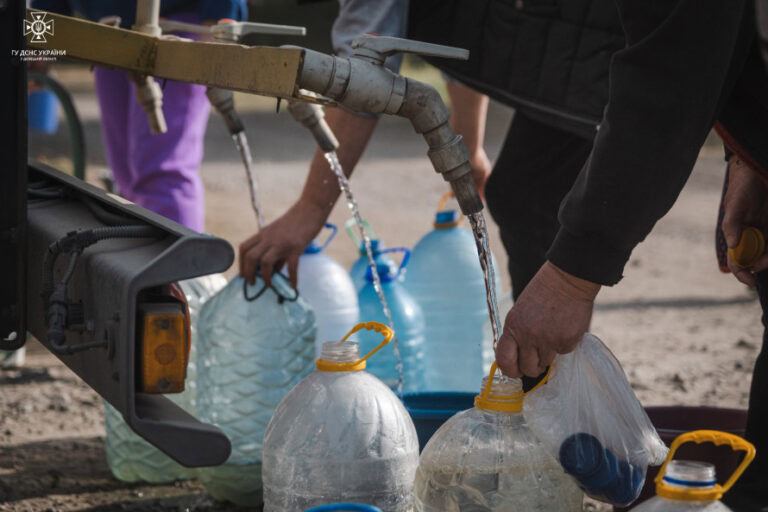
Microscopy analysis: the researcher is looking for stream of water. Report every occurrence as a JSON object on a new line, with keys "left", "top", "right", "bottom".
{"left": 468, "top": 212, "right": 502, "bottom": 348}
{"left": 324, "top": 151, "right": 405, "bottom": 395}
{"left": 232, "top": 131, "right": 265, "bottom": 229}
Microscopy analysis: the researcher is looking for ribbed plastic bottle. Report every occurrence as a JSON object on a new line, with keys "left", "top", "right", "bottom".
{"left": 414, "top": 362, "right": 583, "bottom": 511}
{"left": 262, "top": 322, "right": 419, "bottom": 512}
{"left": 103, "top": 274, "right": 226, "bottom": 483}
{"left": 403, "top": 193, "right": 501, "bottom": 391}
{"left": 196, "top": 274, "right": 316, "bottom": 507}
{"left": 297, "top": 223, "right": 360, "bottom": 357}
{"left": 632, "top": 430, "right": 755, "bottom": 512}
{"left": 357, "top": 248, "right": 425, "bottom": 392}
{"left": 345, "top": 218, "right": 398, "bottom": 292}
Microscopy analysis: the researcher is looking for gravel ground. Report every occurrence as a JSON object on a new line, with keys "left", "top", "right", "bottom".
{"left": 6, "top": 66, "right": 763, "bottom": 511}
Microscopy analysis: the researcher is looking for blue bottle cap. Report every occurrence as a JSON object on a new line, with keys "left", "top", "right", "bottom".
{"left": 559, "top": 433, "right": 608, "bottom": 479}
{"left": 304, "top": 240, "right": 324, "bottom": 254}
{"left": 435, "top": 210, "right": 459, "bottom": 225}
{"left": 365, "top": 263, "right": 395, "bottom": 283}
{"left": 603, "top": 460, "right": 644, "bottom": 505}
{"left": 359, "top": 238, "right": 381, "bottom": 256}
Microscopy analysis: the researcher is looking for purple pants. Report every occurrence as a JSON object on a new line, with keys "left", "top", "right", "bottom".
{"left": 93, "top": 68, "right": 210, "bottom": 232}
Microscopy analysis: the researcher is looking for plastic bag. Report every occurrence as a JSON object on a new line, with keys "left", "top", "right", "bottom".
{"left": 523, "top": 333, "right": 668, "bottom": 507}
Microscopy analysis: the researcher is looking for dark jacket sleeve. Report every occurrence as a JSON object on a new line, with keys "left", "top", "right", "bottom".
{"left": 546, "top": 0, "right": 752, "bottom": 285}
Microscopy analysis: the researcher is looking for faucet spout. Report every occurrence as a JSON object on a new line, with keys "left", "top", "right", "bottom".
{"left": 295, "top": 40, "right": 482, "bottom": 215}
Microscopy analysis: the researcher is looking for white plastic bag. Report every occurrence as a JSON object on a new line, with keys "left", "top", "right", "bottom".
{"left": 523, "top": 333, "right": 668, "bottom": 507}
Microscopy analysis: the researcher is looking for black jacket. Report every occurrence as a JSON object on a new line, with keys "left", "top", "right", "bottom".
{"left": 410, "top": 0, "right": 768, "bottom": 285}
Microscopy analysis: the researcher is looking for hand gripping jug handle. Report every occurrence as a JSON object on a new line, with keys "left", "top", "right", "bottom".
{"left": 345, "top": 218, "right": 374, "bottom": 249}
{"left": 474, "top": 361, "right": 551, "bottom": 413}
{"left": 655, "top": 430, "right": 755, "bottom": 502}
{"left": 728, "top": 226, "right": 765, "bottom": 267}
{"left": 316, "top": 321, "right": 394, "bottom": 372}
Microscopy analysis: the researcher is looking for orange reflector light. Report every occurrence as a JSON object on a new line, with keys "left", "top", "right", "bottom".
{"left": 138, "top": 302, "right": 189, "bottom": 394}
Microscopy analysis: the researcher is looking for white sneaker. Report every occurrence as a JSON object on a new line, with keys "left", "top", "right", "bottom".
{"left": 0, "top": 346, "right": 26, "bottom": 369}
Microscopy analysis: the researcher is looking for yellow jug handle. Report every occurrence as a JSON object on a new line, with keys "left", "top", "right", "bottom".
{"left": 728, "top": 227, "right": 765, "bottom": 268}
{"left": 474, "top": 361, "right": 551, "bottom": 412}
{"left": 435, "top": 191, "right": 463, "bottom": 228}
{"left": 316, "top": 321, "right": 394, "bottom": 372}
{"left": 655, "top": 430, "right": 755, "bottom": 501}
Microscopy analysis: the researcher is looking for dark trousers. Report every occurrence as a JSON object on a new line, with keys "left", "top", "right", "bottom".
{"left": 486, "top": 112, "right": 767, "bottom": 509}
{"left": 485, "top": 112, "right": 592, "bottom": 300}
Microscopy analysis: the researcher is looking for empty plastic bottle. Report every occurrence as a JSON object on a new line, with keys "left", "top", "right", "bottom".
{"left": 357, "top": 248, "right": 424, "bottom": 392}
{"left": 632, "top": 430, "right": 755, "bottom": 512}
{"left": 403, "top": 193, "right": 501, "bottom": 391}
{"left": 104, "top": 274, "right": 226, "bottom": 483}
{"left": 196, "top": 274, "right": 316, "bottom": 507}
{"left": 345, "top": 218, "right": 398, "bottom": 292}
{"left": 262, "top": 322, "right": 419, "bottom": 512}
{"left": 414, "top": 362, "right": 583, "bottom": 511}
{"left": 297, "top": 222, "right": 360, "bottom": 357}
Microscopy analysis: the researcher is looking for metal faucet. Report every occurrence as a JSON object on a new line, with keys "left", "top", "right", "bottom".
{"left": 132, "top": 0, "right": 166, "bottom": 134}
{"left": 291, "top": 35, "right": 482, "bottom": 215}
{"left": 287, "top": 93, "right": 339, "bottom": 153}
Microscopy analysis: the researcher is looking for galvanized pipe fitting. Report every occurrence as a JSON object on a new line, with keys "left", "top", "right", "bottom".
{"left": 287, "top": 99, "right": 339, "bottom": 153}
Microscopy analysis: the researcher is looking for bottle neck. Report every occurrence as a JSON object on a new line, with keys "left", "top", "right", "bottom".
{"left": 474, "top": 375, "right": 524, "bottom": 413}
{"left": 319, "top": 341, "right": 360, "bottom": 363}
{"left": 662, "top": 461, "right": 717, "bottom": 492}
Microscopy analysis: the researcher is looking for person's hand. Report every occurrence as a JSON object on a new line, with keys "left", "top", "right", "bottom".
{"left": 239, "top": 199, "right": 326, "bottom": 289}
{"left": 722, "top": 156, "right": 768, "bottom": 286}
{"left": 27, "top": 61, "right": 50, "bottom": 92}
{"left": 495, "top": 261, "right": 600, "bottom": 378}
{"left": 470, "top": 147, "right": 491, "bottom": 200}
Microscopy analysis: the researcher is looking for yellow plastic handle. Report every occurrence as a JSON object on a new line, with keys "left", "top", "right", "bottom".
{"left": 728, "top": 227, "right": 765, "bottom": 267}
{"left": 435, "top": 191, "right": 463, "bottom": 229}
{"left": 474, "top": 361, "right": 551, "bottom": 412}
{"left": 316, "top": 321, "right": 394, "bottom": 372}
{"left": 655, "top": 430, "right": 756, "bottom": 501}
{"left": 437, "top": 191, "right": 455, "bottom": 212}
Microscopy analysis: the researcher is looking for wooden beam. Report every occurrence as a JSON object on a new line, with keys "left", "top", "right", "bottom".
{"left": 26, "top": 9, "right": 303, "bottom": 99}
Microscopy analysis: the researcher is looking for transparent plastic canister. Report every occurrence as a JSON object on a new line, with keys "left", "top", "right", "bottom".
{"left": 298, "top": 223, "right": 360, "bottom": 358}
{"left": 103, "top": 274, "right": 226, "bottom": 483}
{"left": 632, "top": 430, "right": 755, "bottom": 512}
{"left": 262, "top": 322, "right": 419, "bottom": 512}
{"left": 414, "top": 362, "right": 583, "bottom": 511}
{"left": 345, "top": 218, "right": 399, "bottom": 292}
{"left": 403, "top": 193, "right": 501, "bottom": 391}
{"left": 357, "top": 248, "right": 424, "bottom": 392}
{"left": 196, "top": 274, "right": 316, "bottom": 507}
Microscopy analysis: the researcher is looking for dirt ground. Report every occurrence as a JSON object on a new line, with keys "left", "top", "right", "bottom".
{"left": 5, "top": 65, "right": 764, "bottom": 511}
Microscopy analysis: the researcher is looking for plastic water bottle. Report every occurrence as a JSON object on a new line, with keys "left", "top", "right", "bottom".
{"left": 196, "top": 274, "right": 316, "bottom": 507}
{"left": 262, "top": 322, "right": 419, "bottom": 512}
{"left": 345, "top": 218, "right": 398, "bottom": 292}
{"left": 631, "top": 430, "right": 755, "bottom": 512}
{"left": 414, "top": 362, "right": 583, "bottom": 511}
{"left": 357, "top": 248, "right": 424, "bottom": 392}
{"left": 297, "top": 223, "right": 360, "bottom": 357}
{"left": 104, "top": 274, "right": 226, "bottom": 483}
{"left": 404, "top": 194, "right": 501, "bottom": 391}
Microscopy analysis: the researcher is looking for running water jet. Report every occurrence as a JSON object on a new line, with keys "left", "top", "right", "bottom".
{"left": 324, "top": 150, "right": 405, "bottom": 395}
{"left": 468, "top": 212, "right": 502, "bottom": 347}
{"left": 232, "top": 131, "right": 265, "bottom": 229}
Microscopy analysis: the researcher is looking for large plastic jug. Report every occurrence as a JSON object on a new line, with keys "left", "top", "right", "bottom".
{"left": 262, "top": 322, "right": 419, "bottom": 512}
{"left": 403, "top": 192, "right": 501, "bottom": 391}
{"left": 103, "top": 274, "right": 226, "bottom": 483}
{"left": 357, "top": 248, "right": 425, "bottom": 392}
{"left": 414, "top": 362, "right": 583, "bottom": 511}
{"left": 632, "top": 431, "right": 755, "bottom": 512}
{"left": 345, "top": 218, "right": 399, "bottom": 292}
{"left": 196, "top": 274, "right": 316, "bottom": 507}
{"left": 298, "top": 222, "right": 360, "bottom": 358}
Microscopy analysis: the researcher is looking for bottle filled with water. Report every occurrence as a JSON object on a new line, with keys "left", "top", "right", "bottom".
{"left": 346, "top": 218, "right": 399, "bottom": 292}
{"left": 196, "top": 274, "right": 316, "bottom": 507}
{"left": 357, "top": 248, "right": 424, "bottom": 392}
{"left": 262, "top": 322, "right": 419, "bottom": 512}
{"left": 414, "top": 362, "right": 583, "bottom": 511}
{"left": 297, "top": 223, "right": 360, "bottom": 357}
{"left": 404, "top": 193, "right": 500, "bottom": 391}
